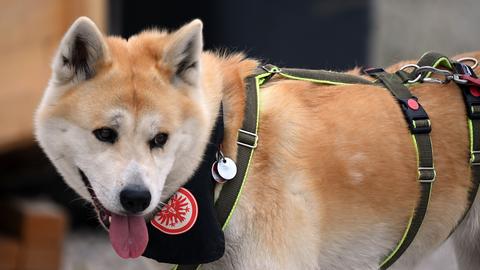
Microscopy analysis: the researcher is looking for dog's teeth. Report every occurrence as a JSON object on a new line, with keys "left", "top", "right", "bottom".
{"left": 108, "top": 216, "right": 111, "bottom": 223}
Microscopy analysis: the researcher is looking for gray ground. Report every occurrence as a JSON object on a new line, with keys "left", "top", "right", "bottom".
{"left": 62, "top": 230, "right": 457, "bottom": 270}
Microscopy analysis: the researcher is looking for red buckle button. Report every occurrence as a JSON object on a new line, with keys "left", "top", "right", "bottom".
{"left": 470, "top": 87, "right": 480, "bottom": 97}
{"left": 407, "top": 98, "right": 420, "bottom": 110}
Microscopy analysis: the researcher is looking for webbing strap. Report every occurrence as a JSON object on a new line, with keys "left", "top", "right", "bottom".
{"left": 468, "top": 119, "right": 480, "bottom": 204}
{"left": 451, "top": 61, "right": 480, "bottom": 231}
{"left": 276, "top": 66, "right": 373, "bottom": 85}
{"left": 365, "top": 70, "right": 435, "bottom": 270}
{"left": 215, "top": 72, "right": 267, "bottom": 227}
{"left": 176, "top": 71, "right": 269, "bottom": 270}
{"left": 176, "top": 66, "right": 371, "bottom": 269}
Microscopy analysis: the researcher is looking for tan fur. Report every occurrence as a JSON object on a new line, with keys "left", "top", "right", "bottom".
{"left": 36, "top": 17, "right": 480, "bottom": 269}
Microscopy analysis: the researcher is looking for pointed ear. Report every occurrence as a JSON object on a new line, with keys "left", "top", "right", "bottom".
{"left": 163, "top": 19, "right": 203, "bottom": 86}
{"left": 52, "top": 17, "right": 108, "bottom": 84}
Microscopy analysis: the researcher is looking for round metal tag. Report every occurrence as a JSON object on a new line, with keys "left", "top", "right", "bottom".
{"left": 211, "top": 161, "right": 226, "bottom": 183}
{"left": 216, "top": 157, "right": 237, "bottom": 180}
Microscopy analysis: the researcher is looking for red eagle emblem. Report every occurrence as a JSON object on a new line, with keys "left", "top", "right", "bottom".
{"left": 151, "top": 188, "right": 198, "bottom": 235}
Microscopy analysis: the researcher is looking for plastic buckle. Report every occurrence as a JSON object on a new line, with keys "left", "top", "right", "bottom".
{"left": 237, "top": 129, "right": 258, "bottom": 149}
{"left": 399, "top": 98, "right": 432, "bottom": 134}
{"left": 418, "top": 167, "right": 436, "bottom": 183}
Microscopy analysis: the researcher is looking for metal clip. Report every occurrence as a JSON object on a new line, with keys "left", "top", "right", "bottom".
{"left": 400, "top": 64, "right": 454, "bottom": 84}
{"left": 450, "top": 74, "right": 468, "bottom": 84}
{"left": 414, "top": 66, "right": 453, "bottom": 84}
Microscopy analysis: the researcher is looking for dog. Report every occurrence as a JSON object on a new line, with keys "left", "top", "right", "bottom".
{"left": 35, "top": 16, "right": 480, "bottom": 269}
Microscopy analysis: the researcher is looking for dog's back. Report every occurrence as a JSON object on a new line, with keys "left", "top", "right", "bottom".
{"left": 214, "top": 52, "right": 480, "bottom": 269}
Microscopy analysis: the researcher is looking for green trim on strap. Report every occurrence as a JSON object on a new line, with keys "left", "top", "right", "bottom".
{"left": 431, "top": 57, "right": 453, "bottom": 69}
{"left": 468, "top": 119, "right": 475, "bottom": 163}
{"left": 220, "top": 73, "right": 264, "bottom": 230}
{"left": 379, "top": 134, "right": 434, "bottom": 268}
{"left": 174, "top": 71, "right": 268, "bottom": 270}
{"left": 278, "top": 72, "right": 353, "bottom": 86}
{"left": 379, "top": 213, "right": 414, "bottom": 267}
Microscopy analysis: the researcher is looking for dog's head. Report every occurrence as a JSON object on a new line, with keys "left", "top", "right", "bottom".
{"left": 35, "top": 17, "right": 212, "bottom": 258}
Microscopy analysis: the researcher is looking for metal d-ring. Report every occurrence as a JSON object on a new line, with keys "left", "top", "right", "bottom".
{"left": 457, "top": 57, "right": 479, "bottom": 69}
{"left": 400, "top": 64, "right": 422, "bottom": 83}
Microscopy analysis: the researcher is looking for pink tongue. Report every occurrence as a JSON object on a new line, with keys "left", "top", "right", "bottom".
{"left": 109, "top": 213, "right": 149, "bottom": 259}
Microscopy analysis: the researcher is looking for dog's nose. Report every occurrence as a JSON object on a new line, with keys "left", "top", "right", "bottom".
{"left": 120, "top": 185, "right": 151, "bottom": 214}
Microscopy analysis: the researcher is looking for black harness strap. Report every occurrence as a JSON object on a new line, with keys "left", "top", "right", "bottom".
{"left": 365, "top": 69, "right": 435, "bottom": 270}
{"left": 273, "top": 66, "right": 374, "bottom": 85}
{"left": 176, "top": 69, "right": 267, "bottom": 270}
{"left": 452, "top": 61, "right": 480, "bottom": 228}
{"left": 398, "top": 51, "right": 480, "bottom": 235}
{"left": 175, "top": 54, "right": 480, "bottom": 270}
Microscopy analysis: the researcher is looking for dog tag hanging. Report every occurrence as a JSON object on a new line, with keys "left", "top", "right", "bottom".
{"left": 211, "top": 161, "right": 226, "bottom": 183}
{"left": 216, "top": 157, "right": 237, "bottom": 180}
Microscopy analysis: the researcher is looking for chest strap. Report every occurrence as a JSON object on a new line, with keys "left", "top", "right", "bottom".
{"left": 364, "top": 68, "right": 435, "bottom": 270}
{"left": 452, "top": 61, "right": 480, "bottom": 227}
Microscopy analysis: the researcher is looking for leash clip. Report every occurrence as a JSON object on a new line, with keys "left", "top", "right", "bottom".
{"left": 415, "top": 66, "right": 453, "bottom": 84}
{"left": 401, "top": 64, "right": 457, "bottom": 84}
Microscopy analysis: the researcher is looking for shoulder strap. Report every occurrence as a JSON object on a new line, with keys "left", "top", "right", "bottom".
{"left": 215, "top": 70, "right": 269, "bottom": 227}
{"left": 175, "top": 68, "right": 270, "bottom": 270}
{"left": 365, "top": 68, "right": 435, "bottom": 270}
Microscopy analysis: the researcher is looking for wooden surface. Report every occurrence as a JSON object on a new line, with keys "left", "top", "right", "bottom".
{"left": 0, "top": 234, "right": 20, "bottom": 270}
{"left": 0, "top": 0, "right": 106, "bottom": 153}
{"left": 0, "top": 199, "right": 67, "bottom": 270}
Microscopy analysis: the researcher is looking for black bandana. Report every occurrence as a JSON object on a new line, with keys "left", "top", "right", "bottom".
{"left": 142, "top": 107, "right": 225, "bottom": 264}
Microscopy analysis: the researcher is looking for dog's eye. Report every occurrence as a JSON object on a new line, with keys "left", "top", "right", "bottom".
{"left": 150, "top": 132, "right": 169, "bottom": 149}
{"left": 93, "top": 128, "right": 118, "bottom": 144}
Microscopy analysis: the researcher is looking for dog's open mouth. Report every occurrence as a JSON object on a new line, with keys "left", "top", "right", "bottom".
{"left": 78, "top": 169, "right": 149, "bottom": 259}
{"left": 79, "top": 169, "right": 112, "bottom": 229}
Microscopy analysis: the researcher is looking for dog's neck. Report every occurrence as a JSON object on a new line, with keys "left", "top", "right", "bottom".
{"left": 201, "top": 52, "right": 259, "bottom": 160}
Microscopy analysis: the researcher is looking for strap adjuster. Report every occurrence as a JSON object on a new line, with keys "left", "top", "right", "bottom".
{"left": 411, "top": 119, "right": 432, "bottom": 134}
{"left": 418, "top": 167, "right": 436, "bottom": 182}
{"left": 237, "top": 129, "right": 258, "bottom": 149}
{"left": 471, "top": 150, "right": 480, "bottom": 165}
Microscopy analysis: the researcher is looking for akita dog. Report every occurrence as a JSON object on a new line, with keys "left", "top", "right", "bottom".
{"left": 35, "top": 17, "right": 480, "bottom": 269}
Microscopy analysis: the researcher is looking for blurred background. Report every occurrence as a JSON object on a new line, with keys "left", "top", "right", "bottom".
{"left": 1, "top": 0, "right": 479, "bottom": 269}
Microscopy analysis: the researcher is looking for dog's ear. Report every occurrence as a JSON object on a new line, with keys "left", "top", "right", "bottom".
{"left": 52, "top": 17, "right": 108, "bottom": 85}
{"left": 163, "top": 19, "right": 203, "bottom": 86}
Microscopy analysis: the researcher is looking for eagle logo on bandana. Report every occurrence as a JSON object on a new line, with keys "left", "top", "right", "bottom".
{"left": 151, "top": 188, "right": 198, "bottom": 235}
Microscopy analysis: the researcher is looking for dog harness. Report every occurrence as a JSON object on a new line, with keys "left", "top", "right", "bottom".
{"left": 148, "top": 52, "right": 480, "bottom": 270}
